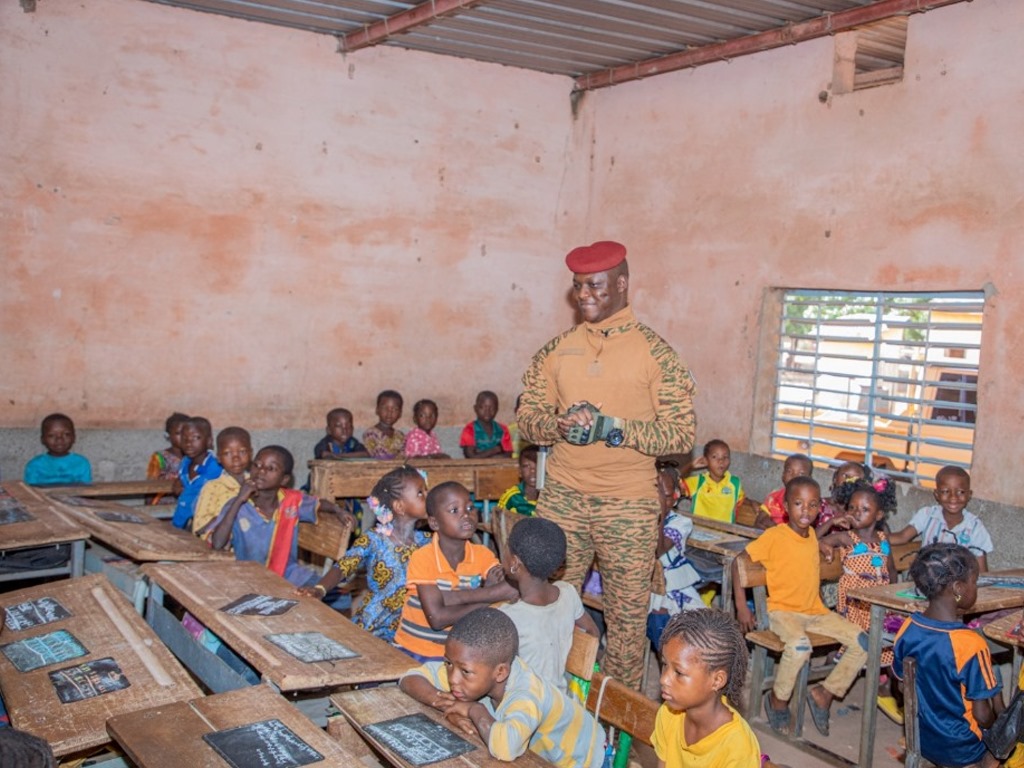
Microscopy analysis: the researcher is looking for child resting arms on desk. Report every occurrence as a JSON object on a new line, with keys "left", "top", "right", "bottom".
{"left": 205, "top": 445, "right": 354, "bottom": 598}
{"left": 400, "top": 607, "right": 605, "bottom": 768}
{"left": 393, "top": 481, "right": 518, "bottom": 661}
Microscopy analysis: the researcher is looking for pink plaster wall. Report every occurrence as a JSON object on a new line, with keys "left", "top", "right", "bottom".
{"left": 4, "top": 0, "right": 1022, "bottom": 504}
{"left": 0, "top": 0, "right": 589, "bottom": 433}
{"left": 582, "top": 0, "right": 1024, "bottom": 504}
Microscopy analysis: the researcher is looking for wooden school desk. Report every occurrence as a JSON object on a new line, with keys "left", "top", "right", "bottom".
{"left": 849, "top": 569, "right": 1024, "bottom": 768}
{"left": 42, "top": 478, "right": 176, "bottom": 498}
{"left": 0, "top": 481, "right": 88, "bottom": 583}
{"left": 331, "top": 686, "right": 556, "bottom": 768}
{"left": 0, "top": 573, "right": 201, "bottom": 758}
{"left": 309, "top": 458, "right": 519, "bottom": 501}
{"left": 50, "top": 494, "right": 232, "bottom": 612}
{"left": 107, "top": 683, "right": 362, "bottom": 767}
{"left": 142, "top": 560, "right": 413, "bottom": 693}
{"left": 983, "top": 604, "right": 1024, "bottom": 699}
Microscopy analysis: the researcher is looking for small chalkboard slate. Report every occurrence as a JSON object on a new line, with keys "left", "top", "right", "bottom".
{"left": 0, "top": 498, "right": 33, "bottom": 526}
{"left": 1, "top": 629, "right": 88, "bottom": 672}
{"left": 265, "top": 632, "right": 360, "bottom": 663}
{"left": 95, "top": 509, "right": 150, "bottom": 524}
{"left": 364, "top": 712, "right": 476, "bottom": 766}
{"left": 202, "top": 718, "right": 324, "bottom": 768}
{"left": 49, "top": 657, "right": 131, "bottom": 703}
{"left": 4, "top": 597, "right": 72, "bottom": 631}
{"left": 220, "top": 594, "right": 298, "bottom": 616}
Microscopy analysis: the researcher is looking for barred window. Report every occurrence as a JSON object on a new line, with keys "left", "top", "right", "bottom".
{"left": 771, "top": 290, "right": 983, "bottom": 487}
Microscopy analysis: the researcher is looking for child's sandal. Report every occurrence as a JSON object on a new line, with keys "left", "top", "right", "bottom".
{"left": 806, "top": 692, "right": 831, "bottom": 737}
{"left": 763, "top": 694, "right": 791, "bottom": 735}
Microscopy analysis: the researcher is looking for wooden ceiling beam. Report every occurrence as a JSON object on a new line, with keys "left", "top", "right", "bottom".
{"left": 574, "top": 0, "right": 970, "bottom": 91}
{"left": 340, "top": 0, "right": 492, "bottom": 52}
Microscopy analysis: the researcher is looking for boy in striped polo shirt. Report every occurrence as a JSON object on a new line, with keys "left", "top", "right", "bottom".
{"left": 400, "top": 608, "right": 605, "bottom": 768}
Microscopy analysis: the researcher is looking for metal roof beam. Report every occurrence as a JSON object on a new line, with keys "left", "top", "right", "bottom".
{"left": 341, "top": 0, "right": 492, "bottom": 51}
{"left": 574, "top": 0, "right": 970, "bottom": 91}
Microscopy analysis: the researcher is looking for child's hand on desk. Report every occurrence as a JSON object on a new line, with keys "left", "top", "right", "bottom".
{"left": 736, "top": 604, "right": 756, "bottom": 634}
{"left": 429, "top": 690, "right": 456, "bottom": 710}
{"left": 319, "top": 500, "right": 357, "bottom": 529}
{"left": 441, "top": 701, "right": 480, "bottom": 738}
{"left": 294, "top": 585, "right": 325, "bottom": 599}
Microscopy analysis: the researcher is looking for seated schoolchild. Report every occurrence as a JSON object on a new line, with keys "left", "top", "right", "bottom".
{"left": 23, "top": 413, "right": 92, "bottom": 486}
{"left": 146, "top": 411, "right": 188, "bottom": 504}
{"left": 754, "top": 453, "right": 812, "bottom": 529}
{"left": 732, "top": 476, "right": 868, "bottom": 737}
{"left": 498, "top": 517, "right": 599, "bottom": 691}
{"left": 192, "top": 427, "right": 252, "bottom": 540}
{"left": 817, "top": 460, "right": 868, "bottom": 534}
{"left": 400, "top": 608, "right": 605, "bottom": 768}
{"left": 496, "top": 445, "right": 540, "bottom": 516}
{"left": 403, "top": 399, "right": 449, "bottom": 459}
{"left": 893, "top": 543, "right": 1003, "bottom": 768}
{"left": 682, "top": 439, "right": 744, "bottom": 524}
{"left": 393, "top": 481, "right": 518, "bottom": 661}
{"left": 171, "top": 416, "right": 222, "bottom": 530}
{"left": 650, "top": 462, "right": 704, "bottom": 624}
{"left": 296, "top": 466, "right": 430, "bottom": 639}
{"left": 460, "top": 391, "right": 512, "bottom": 459}
{"left": 888, "top": 465, "right": 993, "bottom": 571}
{"left": 207, "top": 445, "right": 354, "bottom": 594}
{"left": 315, "top": 407, "right": 369, "bottom": 459}
{"left": 362, "top": 390, "right": 406, "bottom": 459}
{"left": 654, "top": 609, "right": 761, "bottom": 768}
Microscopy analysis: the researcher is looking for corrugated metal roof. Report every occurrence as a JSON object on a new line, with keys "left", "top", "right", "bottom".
{"left": 139, "top": 0, "right": 965, "bottom": 89}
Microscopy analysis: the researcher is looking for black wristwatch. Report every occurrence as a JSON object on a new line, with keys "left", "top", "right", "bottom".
{"left": 605, "top": 429, "right": 625, "bottom": 447}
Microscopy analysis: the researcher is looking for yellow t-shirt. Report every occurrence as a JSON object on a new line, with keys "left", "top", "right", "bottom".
{"left": 744, "top": 523, "right": 827, "bottom": 615}
{"left": 652, "top": 699, "right": 761, "bottom": 768}
{"left": 192, "top": 473, "right": 243, "bottom": 539}
{"left": 684, "top": 471, "right": 744, "bottom": 524}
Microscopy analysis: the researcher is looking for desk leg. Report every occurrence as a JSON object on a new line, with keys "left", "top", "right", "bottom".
{"left": 70, "top": 539, "right": 86, "bottom": 578}
{"left": 858, "top": 603, "right": 884, "bottom": 768}
{"left": 720, "top": 554, "right": 734, "bottom": 615}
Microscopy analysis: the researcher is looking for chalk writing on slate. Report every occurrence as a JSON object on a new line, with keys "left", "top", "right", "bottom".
{"left": 4, "top": 597, "right": 72, "bottom": 631}
{"left": 1, "top": 629, "right": 88, "bottom": 673}
{"left": 202, "top": 718, "right": 324, "bottom": 768}
{"left": 0, "top": 497, "right": 33, "bottom": 526}
{"left": 220, "top": 594, "right": 298, "bottom": 616}
{"left": 94, "top": 509, "right": 150, "bottom": 524}
{"left": 265, "top": 632, "right": 360, "bottom": 663}
{"left": 49, "top": 657, "right": 131, "bottom": 703}
{"left": 364, "top": 712, "right": 477, "bottom": 766}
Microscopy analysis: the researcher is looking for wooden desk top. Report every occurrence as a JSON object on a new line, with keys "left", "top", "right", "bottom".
{"left": 51, "top": 496, "right": 233, "bottom": 563}
{"left": 42, "top": 479, "right": 175, "bottom": 498}
{"left": 331, "top": 686, "right": 555, "bottom": 767}
{"left": 0, "top": 573, "right": 201, "bottom": 757}
{"left": 677, "top": 510, "right": 761, "bottom": 540}
{"left": 141, "top": 560, "right": 413, "bottom": 691}
{"left": 0, "top": 481, "right": 88, "bottom": 551}
{"left": 983, "top": 609, "right": 1024, "bottom": 648}
{"left": 309, "top": 458, "right": 518, "bottom": 500}
{"left": 107, "top": 684, "right": 360, "bottom": 767}
{"left": 848, "top": 571, "right": 1024, "bottom": 615}
{"left": 686, "top": 526, "right": 749, "bottom": 557}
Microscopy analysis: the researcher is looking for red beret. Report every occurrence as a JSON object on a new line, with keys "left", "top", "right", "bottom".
{"left": 565, "top": 241, "right": 627, "bottom": 273}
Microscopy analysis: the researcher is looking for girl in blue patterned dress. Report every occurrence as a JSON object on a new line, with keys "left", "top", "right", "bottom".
{"left": 297, "top": 466, "right": 430, "bottom": 641}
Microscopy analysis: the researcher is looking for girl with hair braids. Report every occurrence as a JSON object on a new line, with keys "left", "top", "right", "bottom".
{"left": 654, "top": 608, "right": 761, "bottom": 768}
{"left": 296, "top": 466, "right": 429, "bottom": 641}
{"left": 894, "top": 543, "right": 1003, "bottom": 768}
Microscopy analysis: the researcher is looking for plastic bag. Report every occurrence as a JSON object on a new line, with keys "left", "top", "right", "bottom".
{"left": 983, "top": 688, "right": 1024, "bottom": 760}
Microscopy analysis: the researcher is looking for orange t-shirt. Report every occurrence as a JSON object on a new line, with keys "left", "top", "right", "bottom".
{"left": 744, "top": 524, "right": 827, "bottom": 615}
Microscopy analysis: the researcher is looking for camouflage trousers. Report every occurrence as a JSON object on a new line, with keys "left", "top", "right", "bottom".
{"left": 536, "top": 478, "right": 659, "bottom": 689}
